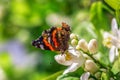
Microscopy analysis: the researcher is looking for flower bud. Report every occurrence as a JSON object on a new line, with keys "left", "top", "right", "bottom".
{"left": 95, "top": 72, "right": 101, "bottom": 79}
{"left": 70, "top": 33, "right": 78, "bottom": 39}
{"left": 80, "top": 72, "right": 90, "bottom": 80}
{"left": 85, "top": 60, "right": 99, "bottom": 73}
{"left": 71, "top": 39, "right": 78, "bottom": 46}
{"left": 78, "top": 39, "right": 88, "bottom": 52}
{"left": 88, "top": 39, "right": 98, "bottom": 54}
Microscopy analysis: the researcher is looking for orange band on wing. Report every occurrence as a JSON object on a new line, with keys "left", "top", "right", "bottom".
{"left": 52, "top": 29, "right": 59, "bottom": 48}
{"left": 52, "top": 27, "right": 62, "bottom": 48}
{"left": 57, "top": 27, "right": 61, "bottom": 30}
{"left": 43, "top": 39, "right": 54, "bottom": 51}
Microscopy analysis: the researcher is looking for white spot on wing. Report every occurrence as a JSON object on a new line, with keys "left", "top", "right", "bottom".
{"left": 40, "top": 45, "right": 44, "bottom": 50}
{"left": 48, "top": 37, "right": 51, "bottom": 43}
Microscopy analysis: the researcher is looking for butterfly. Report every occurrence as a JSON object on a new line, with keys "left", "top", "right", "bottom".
{"left": 32, "top": 22, "right": 71, "bottom": 54}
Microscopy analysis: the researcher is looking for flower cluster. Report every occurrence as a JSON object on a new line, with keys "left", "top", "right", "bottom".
{"left": 103, "top": 18, "right": 120, "bottom": 63}
{"left": 54, "top": 18, "right": 120, "bottom": 80}
{"left": 70, "top": 33, "right": 98, "bottom": 54}
{"left": 55, "top": 33, "right": 99, "bottom": 79}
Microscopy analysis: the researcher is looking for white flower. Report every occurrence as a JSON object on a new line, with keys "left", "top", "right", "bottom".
{"left": 103, "top": 18, "right": 120, "bottom": 63}
{"left": 54, "top": 48, "right": 85, "bottom": 74}
{"left": 80, "top": 72, "right": 90, "bottom": 80}
{"left": 103, "top": 32, "right": 112, "bottom": 48}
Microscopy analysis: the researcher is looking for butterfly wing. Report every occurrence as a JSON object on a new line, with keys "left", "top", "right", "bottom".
{"left": 32, "top": 23, "right": 71, "bottom": 54}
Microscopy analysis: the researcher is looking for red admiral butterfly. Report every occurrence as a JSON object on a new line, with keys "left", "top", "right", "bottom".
{"left": 32, "top": 22, "right": 71, "bottom": 54}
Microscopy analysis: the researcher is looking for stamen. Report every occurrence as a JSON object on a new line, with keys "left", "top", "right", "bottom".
{"left": 65, "top": 52, "right": 72, "bottom": 61}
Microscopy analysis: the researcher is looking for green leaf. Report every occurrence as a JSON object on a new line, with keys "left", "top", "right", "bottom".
{"left": 57, "top": 73, "right": 80, "bottom": 80}
{"left": 0, "top": 53, "right": 12, "bottom": 69}
{"left": 57, "top": 67, "right": 84, "bottom": 80}
{"left": 104, "top": 0, "right": 120, "bottom": 10}
{"left": 0, "top": 23, "right": 3, "bottom": 41}
{"left": 111, "top": 59, "right": 120, "bottom": 74}
{"left": 115, "top": 8, "right": 120, "bottom": 26}
{"left": 57, "top": 76, "right": 79, "bottom": 80}
{"left": 90, "top": 1, "right": 102, "bottom": 22}
{"left": 73, "top": 21, "right": 97, "bottom": 41}
{"left": 90, "top": 1, "right": 110, "bottom": 30}
{"left": 101, "top": 72, "right": 110, "bottom": 80}
{"left": 116, "top": 72, "right": 120, "bottom": 80}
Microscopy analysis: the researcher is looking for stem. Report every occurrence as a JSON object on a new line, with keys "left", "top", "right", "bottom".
{"left": 71, "top": 44, "right": 115, "bottom": 77}
{"left": 90, "top": 74, "right": 98, "bottom": 80}
{"left": 83, "top": 51, "right": 107, "bottom": 69}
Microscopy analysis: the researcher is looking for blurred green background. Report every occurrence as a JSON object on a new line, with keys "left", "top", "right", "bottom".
{"left": 0, "top": 0, "right": 116, "bottom": 80}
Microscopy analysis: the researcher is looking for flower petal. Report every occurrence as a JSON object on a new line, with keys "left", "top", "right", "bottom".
{"left": 103, "top": 32, "right": 112, "bottom": 39}
{"left": 69, "top": 50, "right": 86, "bottom": 64}
{"left": 54, "top": 54, "right": 73, "bottom": 66}
{"left": 111, "top": 37, "right": 120, "bottom": 48}
{"left": 115, "top": 48, "right": 119, "bottom": 57}
{"left": 111, "top": 18, "right": 119, "bottom": 37}
{"left": 80, "top": 72, "right": 90, "bottom": 80}
{"left": 63, "top": 63, "right": 81, "bottom": 74}
{"left": 118, "top": 30, "right": 120, "bottom": 39}
{"left": 103, "top": 32, "right": 113, "bottom": 48}
{"left": 109, "top": 46, "right": 116, "bottom": 63}
{"left": 63, "top": 52, "right": 85, "bottom": 74}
